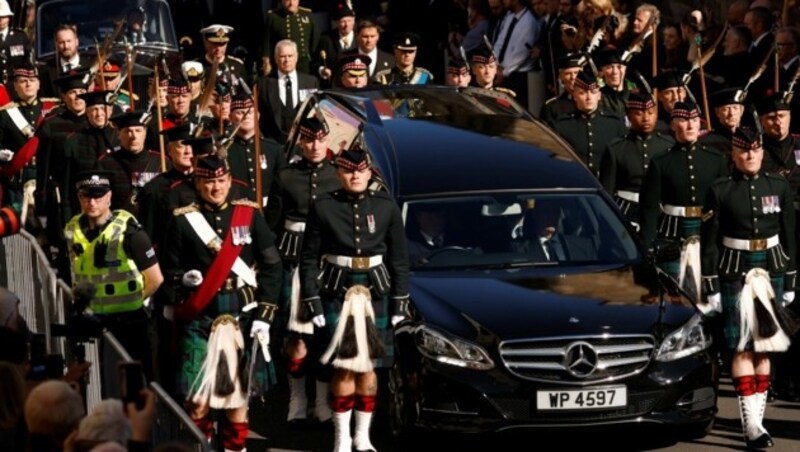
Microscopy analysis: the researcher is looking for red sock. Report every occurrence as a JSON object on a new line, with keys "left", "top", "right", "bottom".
{"left": 331, "top": 395, "right": 355, "bottom": 413}
{"left": 192, "top": 416, "right": 213, "bottom": 439}
{"left": 222, "top": 421, "right": 249, "bottom": 451}
{"left": 287, "top": 357, "right": 305, "bottom": 377}
{"left": 755, "top": 374, "right": 771, "bottom": 394}
{"left": 733, "top": 375, "right": 756, "bottom": 397}
{"left": 355, "top": 394, "right": 376, "bottom": 413}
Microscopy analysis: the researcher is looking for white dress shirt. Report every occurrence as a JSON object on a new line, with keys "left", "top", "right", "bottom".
{"left": 493, "top": 8, "right": 541, "bottom": 76}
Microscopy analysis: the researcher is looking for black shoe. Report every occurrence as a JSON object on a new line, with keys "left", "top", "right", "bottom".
{"left": 745, "top": 433, "right": 774, "bottom": 450}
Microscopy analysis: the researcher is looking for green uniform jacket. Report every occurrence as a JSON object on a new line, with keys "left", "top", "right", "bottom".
{"left": 138, "top": 168, "right": 192, "bottom": 249}
{"left": 35, "top": 109, "right": 87, "bottom": 216}
{"left": 762, "top": 134, "right": 800, "bottom": 202}
{"left": 599, "top": 130, "right": 674, "bottom": 195}
{"left": 61, "top": 125, "right": 120, "bottom": 223}
{"left": 539, "top": 92, "right": 575, "bottom": 127}
{"left": 97, "top": 148, "right": 165, "bottom": 219}
{"left": 227, "top": 134, "right": 287, "bottom": 209}
{"left": 553, "top": 109, "right": 627, "bottom": 177}
{"left": 263, "top": 7, "right": 319, "bottom": 74}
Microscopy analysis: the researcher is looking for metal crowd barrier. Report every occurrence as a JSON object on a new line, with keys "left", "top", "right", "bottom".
{"left": 1, "top": 230, "right": 209, "bottom": 451}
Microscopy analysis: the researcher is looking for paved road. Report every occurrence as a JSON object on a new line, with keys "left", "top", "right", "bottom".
{"left": 242, "top": 375, "right": 800, "bottom": 451}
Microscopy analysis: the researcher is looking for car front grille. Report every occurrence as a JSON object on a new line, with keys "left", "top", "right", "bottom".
{"left": 498, "top": 335, "right": 655, "bottom": 385}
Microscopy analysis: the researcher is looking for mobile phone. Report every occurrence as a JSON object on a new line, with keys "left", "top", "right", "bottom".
{"left": 118, "top": 361, "right": 146, "bottom": 409}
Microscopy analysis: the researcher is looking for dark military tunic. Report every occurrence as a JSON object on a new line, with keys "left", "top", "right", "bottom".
{"left": 599, "top": 82, "right": 633, "bottom": 119}
{"left": 199, "top": 54, "right": 247, "bottom": 83}
{"left": 0, "top": 28, "right": 32, "bottom": 83}
{"left": 35, "top": 109, "right": 87, "bottom": 214}
{"left": 263, "top": 6, "right": 320, "bottom": 75}
{"left": 539, "top": 92, "right": 575, "bottom": 127}
{"left": 138, "top": 168, "right": 191, "bottom": 249}
{"left": 553, "top": 109, "right": 627, "bottom": 177}
{"left": 701, "top": 128, "right": 734, "bottom": 157}
{"left": 0, "top": 98, "right": 59, "bottom": 152}
{"left": 762, "top": 134, "right": 800, "bottom": 203}
{"left": 639, "top": 141, "right": 730, "bottom": 247}
{"left": 374, "top": 66, "right": 434, "bottom": 85}
{"left": 227, "top": 134, "right": 287, "bottom": 210}
{"left": 61, "top": 125, "right": 120, "bottom": 222}
{"left": 97, "top": 148, "right": 164, "bottom": 218}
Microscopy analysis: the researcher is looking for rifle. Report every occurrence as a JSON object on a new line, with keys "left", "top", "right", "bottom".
{"left": 694, "top": 35, "right": 711, "bottom": 131}
{"left": 783, "top": 61, "right": 800, "bottom": 104}
{"left": 124, "top": 41, "right": 136, "bottom": 110}
{"left": 621, "top": 15, "right": 657, "bottom": 64}
{"left": 681, "top": 22, "right": 728, "bottom": 86}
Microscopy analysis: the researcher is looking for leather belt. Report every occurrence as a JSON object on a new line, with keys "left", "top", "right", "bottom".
{"left": 723, "top": 235, "right": 779, "bottom": 251}
{"left": 616, "top": 190, "right": 639, "bottom": 203}
{"left": 662, "top": 204, "right": 703, "bottom": 218}
{"left": 324, "top": 254, "right": 383, "bottom": 270}
{"left": 284, "top": 220, "right": 306, "bottom": 232}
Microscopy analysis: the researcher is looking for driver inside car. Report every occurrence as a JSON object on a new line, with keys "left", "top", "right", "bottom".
{"left": 407, "top": 207, "right": 449, "bottom": 264}
{"left": 515, "top": 200, "right": 597, "bottom": 262}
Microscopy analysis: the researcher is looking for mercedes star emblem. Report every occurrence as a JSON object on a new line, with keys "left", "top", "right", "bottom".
{"left": 564, "top": 341, "right": 599, "bottom": 378}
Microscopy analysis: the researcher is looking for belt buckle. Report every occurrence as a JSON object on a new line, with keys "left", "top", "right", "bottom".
{"left": 751, "top": 239, "right": 767, "bottom": 251}
{"left": 351, "top": 257, "right": 369, "bottom": 269}
{"left": 221, "top": 278, "right": 235, "bottom": 291}
{"left": 685, "top": 206, "right": 702, "bottom": 217}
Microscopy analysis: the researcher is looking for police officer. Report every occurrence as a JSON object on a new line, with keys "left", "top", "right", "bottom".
{"left": 336, "top": 53, "right": 371, "bottom": 89}
{"left": 640, "top": 101, "right": 729, "bottom": 301}
{"left": 64, "top": 169, "right": 164, "bottom": 376}
{"left": 700, "top": 127, "right": 796, "bottom": 450}
{"left": 97, "top": 111, "right": 163, "bottom": 218}
{"left": 444, "top": 58, "right": 471, "bottom": 87}
{"left": 552, "top": 70, "right": 627, "bottom": 177}
{"left": 374, "top": 32, "right": 433, "bottom": 86}
{"left": 263, "top": 0, "right": 320, "bottom": 76}
{"left": 539, "top": 53, "right": 583, "bottom": 127}
{"left": 198, "top": 24, "right": 247, "bottom": 82}
{"left": 162, "top": 152, "right": 282, "bottom": 451}
{"left": 300, "top": 148, "right": 409, "bottom": 452}
{"left": 599, "top": 91, "right": 673, "bottom": 226}
{"left": 275, "top": 116, "right": 340, "bottom": 425}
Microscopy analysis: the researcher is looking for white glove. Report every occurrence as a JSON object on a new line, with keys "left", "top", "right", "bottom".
{"left": 182, "top": 269, "right": 203, "bottom": 288}
{"left": 783, "top": 291, "right": 795, "bottom": 307}
{"left": 697, "top": 293, "right": 722, "bottom": 316}
{"left": 312, "top": 314, "right": 326, "bottom": 328}
{"left": 162, "top": 305, "right": 174, "bottom": 321}
{"left": 250, "top": 319, "right": 270, "bottom": 339}
{"left": 0, "top": 149, "right": 12, "bottom": 162}
{"left": 391, "top": 315, "right": 405, "bottom": 327}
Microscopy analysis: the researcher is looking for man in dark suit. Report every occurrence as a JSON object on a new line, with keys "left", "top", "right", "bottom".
{"left": 258, "top": 39, "right": 319, "bottom": 144}
{"left": 518, "top": 199, "right": 597, "bottom": 262}
{"left": 744, "top": 7, "right": 774, "bottom": 69}
{"left": 407, "top": 207, "right": 449, "bottom": 265}
{"left": 313, "top": 5, "right": 357, "bottom": 87}
{"left": 39, "top": 24, "right": 92, "bottom": 98}
{"left": 342, "top": 19, "right": 393, "bottom": 80}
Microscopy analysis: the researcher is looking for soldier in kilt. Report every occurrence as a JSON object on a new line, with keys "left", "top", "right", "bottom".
{"left": 300, "top": 149, "right": 409, "bottom": 452}
{"left": 701, "top": 127, "right": 797, "bottom": 450}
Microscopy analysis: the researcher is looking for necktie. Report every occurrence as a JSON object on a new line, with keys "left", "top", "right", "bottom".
{"left": 341, "top": 36, "right": 350, "bottom": 49}
{"left": 544, "top": 239, "right": 558, "bottom": 261}
{"left": 498, "top": 15, "right": 519, "bottom": 64}
{"left": 64, "top": 63, "right": 72, "bottom": 72}
{"left": 285, "top": 76, "right": 294, "bottom": 109}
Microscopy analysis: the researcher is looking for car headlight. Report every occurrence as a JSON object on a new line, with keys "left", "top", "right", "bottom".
{"left": 415, "top": 326, "right": 494, "bottom": 370}
{"left": 655, "top": 314, "right": 713, "bottom": 362}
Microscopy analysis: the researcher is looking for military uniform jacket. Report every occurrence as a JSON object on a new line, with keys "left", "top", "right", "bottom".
{"left": 61, "top": 126, "right": 120, "bottom": 222}
{"left": 263, "top": 7, "right": 320, "bottom": 74}
{"left": 97, "top": 148, "right": 165, "bottom": 218}
{"left": 700, "top": 128, "right": 734, "bottom": 157}
{"left": 639, "top": 141, "right": 729, "bottom": 247}
{"left": 701, "top": 171, "right": 796, "bottom": 291}
{"left": 276, "top": 158, "right": 339, "bottom": 225}
{"left": 762, "top": 134, "right": 800, "bottom": 202}
{"left": 0, "top": 99, "right": 58, "bottom": 152}
{"left": 553, "top": 109, "right": 627, "bottom": 176}
{"left": 0, "top": 29, "right": 32, "bottom": 82}
{"left": 374, "top": 66, "right": 434, "bottom": 85}
{"left": 599, "top": 130, "right": 674, "bottom": 196}
{"left": 164, "top": 196, "right": 282, "bottom": 304}
{"left": 35, "top": 109, "right": 87, "bottom": 216}
{"left": 200, "top": 54, "right": 247, "bottom": 83}
{"left": 227, "top": 134, "right": 286, "bottom": 206}
{"left": 138, "top": 169, "right": 191, "bottom": 249}
{"left": 539, "top": 92, "right": 575, "bottom": 127}
{"left": 300, "top": 188, "right": 410, "bottom": 301}
{"left": 599, "top": 83, "right": 632, "bottom": 119}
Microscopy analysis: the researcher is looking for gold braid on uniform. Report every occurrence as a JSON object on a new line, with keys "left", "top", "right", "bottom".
{"left": 173, "top": 203, "right": 199, "bottom": 216}
{"left": 231, "top": 199, "right": 260, "bottom": 208}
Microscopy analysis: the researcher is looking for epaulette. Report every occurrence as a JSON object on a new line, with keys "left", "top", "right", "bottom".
{"left": 232, "top": 198, "right": 260, "bottom": 208}
{"left": 494, "top": 87, "right": 516, "bottom": 97}
{"left": 299, "top": 6, "right": 312, "bottom": 12}
{"left": 174, "top": 203, "right": 199, "bottom": 216}
{"left": 0, "top": 102, "right": 19, "bottom": 111}
{"left": 374, "top": 68, "right": 391, "bottom": 78}
{"left": 418, "top": 67, "right": 433, "bottom": 76}
{"left": 228, "top": 55, "right": 244, "bottom": 64}
{"left": 765, "top": 172, "right": 790, "bottom": 182}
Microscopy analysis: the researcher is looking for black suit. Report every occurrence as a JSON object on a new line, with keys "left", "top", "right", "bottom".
{"left": 312, "top": 30, "right": 357, "bottom": 85}
{"left": 39, "top": 55, "right": 93, "bottom": 98}
{"left": 257, "top": 72, "right": 319, "bottom": 144}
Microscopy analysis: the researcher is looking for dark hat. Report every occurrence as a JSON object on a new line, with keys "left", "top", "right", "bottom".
{"left": 53, "top": 70, "right": 92, "bottom": 92}
{"left": 626, "top": 91, "right": 656, "bottom": 110}
{"left": 333, "top": 3, "right": 356, "bottom": 20}
{"left": 13, "top": 62, "right": 38, "bottom": 79}
{"left": 78, "top": 90, "right": 114, "bottom": 107}
{"left": 200, "top": 24, "right": 234, "bottom": 44}
{"left": 194, "top": 154, "right": 230, "bottom": 178}
{"left": 100, "top": 56, "right": 122, "bottom": 76}
{"left": 299, "top": 116, "right": 330, "bottom": 140}
{"left": 109, "top": 110, "right": 151, "bottom": 128}
{"left": 335, "top": 149, "right": 370, "bottom": 171}
{"left": 671, "top": 101, "right": 700, "bottom": 120}
{"left": 160, "top": 123, "right": 194, "bottom": 143}
{"left": 182, "top": 136, "right": 215, "bottom": 157}
{"left": 394, "top": 32, "right": 420, "bottom": 51}
{"left": 230, "top": 91, "right": 253, "bottom": 111}
{"left": 74, "top": 170, "right": 113, "bottom": 197}
{"left": 338, "top": 53, "right": 371, "bottom": 75}
{"left": 731, "top": 127, "right": 762, "bottom": 150}
{"left": 167, "top": 77, "right": 191, "bottom": 95}
{"left": 755, "top": 93, "right": 790, "bottom": 116}
{"left": 573, "top": 70, "right": 600, "bottom": 91}
{"left": 709, "top": 87, "right": 745, "bottom": 108}
{"left": 556, "top": 53, "right": 585, "bottom": 70}
{"left": 593, "top": 47, "right": 624, "bottom": 67}
{"left": 469, "top": 47, "right": 496, "bottom": 65}
{"left": 655, "top": 70, "right": 686, "bottom": 90}
{"left": 148, "top": 67, "right": 170, "bottom": 86}
{"left": 214, "top": 82, "right": 232, "bottom": 102}
{"left": 446, "top": 58, "right": 469, "bottom": 76}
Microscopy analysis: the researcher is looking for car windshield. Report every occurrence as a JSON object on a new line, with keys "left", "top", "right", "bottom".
{"left": 37, "top": 0, "right": 177, "bottom": 58}
{"left": 404, "top": 193, "right": 640, "bottom": 270}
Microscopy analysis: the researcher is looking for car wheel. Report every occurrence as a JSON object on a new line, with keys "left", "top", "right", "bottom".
{"left": 675, "top": 418, "right": 714, "bottom": 440}
{"left": 388, "top": 362, "right": 418, "bottom": 444}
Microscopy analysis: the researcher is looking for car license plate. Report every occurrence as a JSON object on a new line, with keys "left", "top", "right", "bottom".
{"left": 536, "top": 386, "right": 627, "bottom": 411}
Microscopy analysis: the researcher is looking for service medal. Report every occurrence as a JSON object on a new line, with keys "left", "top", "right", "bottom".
{"left": 367, "top": 214, "right": 376, "bottom": 234}
{"left": 794, "top": 149, "right": 800, "bottom": 165}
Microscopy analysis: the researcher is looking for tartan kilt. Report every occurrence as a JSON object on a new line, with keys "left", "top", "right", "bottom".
{"left": 177, "top": 292, "right": 277, "bottom": 399}
{"left": 720, "top": 250, "right": 785, "bottom": 350}
{"left": 319, "top": 272, "right": 393, "bottom": 369}
{"left": 657, "top": 217, "right": 701, "bottom": 282}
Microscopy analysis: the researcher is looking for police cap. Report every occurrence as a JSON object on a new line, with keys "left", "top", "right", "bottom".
{"left": 75, "top": 170, "right": 113, "bottom": 197}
